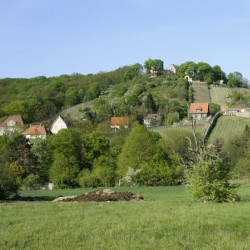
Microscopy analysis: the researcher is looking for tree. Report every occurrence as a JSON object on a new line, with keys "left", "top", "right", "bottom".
{"left": 123, "top": 63, "right": 143, "bottom": 81}
{"left": 177, "top": 61, "right": 197, "bottom": 79}
{"left": 208, "top": 103, "right": 221, "bottom": 116}
{"left": 48, "top": 129, "right": 83, "bottom": 188}
{"left": 3, "top": 100, "right": 30, "bottom": 121}
{"left": 185, "top": 147, "right": 239, "bottom": 202}
{"left": 117, "top": 125, "right": 157, "bottom": 176}
{"left": 49, "top": 153, "right": 80, "bottom": 188}
{"left": 227, "top": 72, "right": 247, "bottom": 88}
{"left": 196, "top": 62, "right": 212, "bottom": 82}
{"left": 144, "top": 59, "right": 164, "bottom": 75}
{"left": 82, "top": 131, "right": 110, "bottom": 169}
{"left": 144, "top": 93, "right": 157, "bottom": 113}
{"left": 0, "top": 162, "right": 24, "bottom": 199}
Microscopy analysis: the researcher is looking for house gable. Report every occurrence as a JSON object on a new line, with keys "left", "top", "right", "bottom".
{"left": 51, "top": 115, "right": 68, "bottom": 134}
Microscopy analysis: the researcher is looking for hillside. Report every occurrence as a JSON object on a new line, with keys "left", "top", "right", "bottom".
{"left": 208, "top": 116, "right": 250, "bottom": 144}
{"left": 192, "top": 82, "right": 210, "bottom": 103}
{"left": 210, "top": 86, "right": 250, "bottom": 109}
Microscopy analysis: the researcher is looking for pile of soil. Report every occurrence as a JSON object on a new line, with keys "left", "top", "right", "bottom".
{"left": 53, "top": 189, "right": 144, "bottom": 202}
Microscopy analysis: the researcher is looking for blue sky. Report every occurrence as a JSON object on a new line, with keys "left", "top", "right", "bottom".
{"left": 1, "top": 0, "right": 250, "bottom": 81}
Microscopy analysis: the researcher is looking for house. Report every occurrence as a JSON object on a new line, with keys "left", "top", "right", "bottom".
{"left": 0, "top": 115, "right": 24, "bottom": 136}
{"left": 224, "top": 108, "right": 241, "bottom": 116}
{"left": 22, "top": 124, "right": 50, "bottom": 140}
{"left": 224, "top": 108, "right": 250, "bottom": 118}
{"left": 189, "top": 103, "right": 209, "bottom": 119}
{"left": 51, "top": 115, "right": 68, "bottom": 134}
{"left": 168, "top": 64, "right": 177, "bottom": 74}
{"left": 143, "top": 114, "right": 161, "bottom": 127}
{"left": 111, "top": 117, "right": 129, "bottom": 129}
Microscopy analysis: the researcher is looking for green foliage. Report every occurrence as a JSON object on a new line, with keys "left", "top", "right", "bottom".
{"left": 48, "top": 129, "right": 83, "bottom": 188}
{"left": 137, "top": 149, "right": 184, "bottom": 186}
{"left": 92, "top": 155, "right": 117, "bottom": 187}
{"left": 49, "top": 153, "right": 80, "bottom": 188}
{"left": 3, "top": 100, "right": 30, "bottom": 120}
{"left": 83, "top": 131, "right": 110, "bottom": 169}
{"left": 227, "top": 72, "right": 248, "bottom": 88}
{"left": 208, "top": 102, "right": 221, "bottom": 116}
{"left": 23, "top": 174, "right": 41, "bottom": 190}
{"left": 117, "top": 125, "right": 157, "bottom": 176}
{"left": 144, "top": 93, "right": 157, "bottom": 113}
{"left": 165, "top": 112, "right": 179, "bottom": 125}
{"left": 227, "top": 90, "right": 250, "bottom": 107}
{"left": 0, "top": 162, "right": 24, "bottom": 199}
{"left": 186, "top": 148, "right": 239, "bottom": 202}
{"left": 144, "top": 59, "right": 164, "bottom": 74}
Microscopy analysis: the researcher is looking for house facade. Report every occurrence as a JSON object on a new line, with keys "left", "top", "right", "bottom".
{"left": 189, "top": 103, "right": 209, "bottom": 119}
{"left": 224, "top": 108, "right": 250, "bottom": 118}
{"left": 143, "top": 114, "right": 161, "bottom": 127}
{"left": 22, "top": 124, "right": 50, "bottom": 140}
{"left": 0, "top": 115, "right": 24, "bottom": 136}
{"left": 111, "top": 117, "right": 129, "bottom": 129}
{"left": 51, "top": 115, "right": 68, "bottom": 134}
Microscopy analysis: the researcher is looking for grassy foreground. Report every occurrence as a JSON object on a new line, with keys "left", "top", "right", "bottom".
{"left": 1, "top": 185, "right": 250, "bottom": 250}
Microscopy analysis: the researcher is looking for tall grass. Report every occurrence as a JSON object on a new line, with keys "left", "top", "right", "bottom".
{"left": 1, "top": 185, "right": 250, "bottom": 249}
{"left": 192, "top": 82, "right": 210, "bottom": 103}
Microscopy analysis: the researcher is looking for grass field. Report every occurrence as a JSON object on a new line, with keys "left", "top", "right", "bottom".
{"left": 210, "top": 86, "right": 250, "bottom": 109}
{"left": 1, "top": 185, "right": 250, "bottom": 250}
{"left": 192, "top": 82, "right": 210, "bottom": 103}
{"left": 152, "top": 124, "right": 207, "bottom": 138}
{"left": 209, "top": 86, "right": 231, "bottom": 109}
{"left": 208, "top": 115, "right": 250, "bottom": 144}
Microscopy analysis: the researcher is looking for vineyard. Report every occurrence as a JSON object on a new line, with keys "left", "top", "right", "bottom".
{"left": 208, "top": 115, "right": 250, "bottom": 143}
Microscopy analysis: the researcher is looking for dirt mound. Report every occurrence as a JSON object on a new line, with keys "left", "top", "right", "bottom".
{"left": 53, "top": 189, "right": 143, "bottom": 202}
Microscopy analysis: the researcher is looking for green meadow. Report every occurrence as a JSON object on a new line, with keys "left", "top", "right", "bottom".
{"left": 1, "top": 185, "right": 250, "bottom": 250}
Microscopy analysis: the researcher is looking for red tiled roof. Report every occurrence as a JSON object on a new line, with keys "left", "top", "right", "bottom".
{"left": 189, "top": 103, "right": 209, "bottom": 114}
{"left": 22, "top": 124, "right": 48, "bottom": 135}
{"left": 225, "top": 107, "right": 241, "bottom": 112}
{"left": 111, "top": 117, "right": 129, "bottom": 126}
{"left": 144, "top": 114, "right": 160, "bottom": 120}
{"left": 0, "top": 115, "right": 24, "bottom": 127}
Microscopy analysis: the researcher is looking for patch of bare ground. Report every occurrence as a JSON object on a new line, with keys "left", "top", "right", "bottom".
{"left": 52, "top": 189, "right": 144, "bottom": 202}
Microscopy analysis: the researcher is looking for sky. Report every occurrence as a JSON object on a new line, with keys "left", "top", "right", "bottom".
{"left": 1, "top": 0, "right": 250, "bottom": 81}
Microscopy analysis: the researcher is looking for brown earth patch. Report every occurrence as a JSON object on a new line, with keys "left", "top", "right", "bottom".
{"left": 52, "top": 189, "right": 144, "bottom": 202}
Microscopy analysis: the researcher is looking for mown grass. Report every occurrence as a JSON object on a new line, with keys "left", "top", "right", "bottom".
{"left": 192, "top": 82, "right": 210, "bottom": 103}
{"left": 208, "top": 115, "right": 250, "bottom": 144}
{"left": 1, "top": 185, "right": 250, "bottom": 250}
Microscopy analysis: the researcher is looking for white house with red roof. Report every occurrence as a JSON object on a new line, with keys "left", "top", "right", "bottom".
{"left": 189, "top": 103, "right": 209, "bottom": 119}
{"left": 22, "top": 124, "right": 50, "bottom": 140}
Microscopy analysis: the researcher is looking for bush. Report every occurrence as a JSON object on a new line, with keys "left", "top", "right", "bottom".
{"left": 185, "top": 148, "right": 240, "bottom": 202}
{"left": 78, "top": 170, "right": 99, "bottom": 188}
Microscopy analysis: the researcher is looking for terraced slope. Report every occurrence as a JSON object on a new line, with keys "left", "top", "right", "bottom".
{"left": 208, "top": 115, "right": 250, "bottom": 144}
